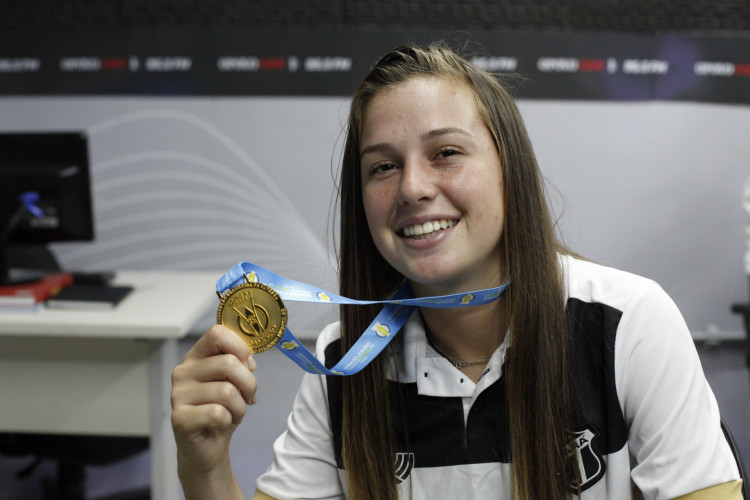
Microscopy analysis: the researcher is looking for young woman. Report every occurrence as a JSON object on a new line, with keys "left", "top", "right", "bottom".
{"left": 171, "top": 43, "right": 743, "bottom": 499}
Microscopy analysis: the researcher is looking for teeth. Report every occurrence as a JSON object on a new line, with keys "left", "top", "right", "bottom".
{"left": 402, "top": 219, "right": 457, "bottom": 238}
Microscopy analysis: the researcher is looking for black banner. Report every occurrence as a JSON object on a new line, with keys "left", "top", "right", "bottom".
{"left": 1, "top": 29, "right": 749, "bottom": 104}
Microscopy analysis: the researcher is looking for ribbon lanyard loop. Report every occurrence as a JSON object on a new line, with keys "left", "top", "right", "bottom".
{"left": 216, "top": 261, "right": 510, "bottom": 376}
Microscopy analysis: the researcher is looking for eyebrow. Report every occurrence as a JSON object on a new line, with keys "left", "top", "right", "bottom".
{"left": 421, "top": 127, "right": 472, "bottom": 142}
{"left": 359, "top": 142, "right": 393, "bottom": 158}
{"left": 360, "top": 127, "right": 472, "bottom": 158}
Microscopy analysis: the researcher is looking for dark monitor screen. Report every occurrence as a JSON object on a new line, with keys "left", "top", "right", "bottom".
{"left": 0, "top": 132, "right": 94, "bottom": 244}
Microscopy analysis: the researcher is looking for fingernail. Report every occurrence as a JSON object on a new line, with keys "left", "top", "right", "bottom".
{"left": 246, "top": 356, "right": 257, "bottom": 371}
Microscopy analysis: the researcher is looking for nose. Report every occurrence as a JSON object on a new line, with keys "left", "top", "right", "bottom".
{"left": 397, "top": 160, "right": 437, "bottom": 206}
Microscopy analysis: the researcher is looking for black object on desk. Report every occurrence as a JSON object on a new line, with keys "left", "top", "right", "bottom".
{"left": 46, "top": 284, "right": 133, "bottom": 310}
{"left": 71, "top": 270, "right": 116, "bottom": 286}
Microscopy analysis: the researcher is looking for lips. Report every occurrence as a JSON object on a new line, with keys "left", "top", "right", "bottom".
{"left": 401, "top": 219, "right": 458, "bottom": 239}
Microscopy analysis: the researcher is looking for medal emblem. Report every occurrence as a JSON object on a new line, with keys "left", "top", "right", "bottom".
{"left": 217, "top": 281, "right": 287, "bottom": 353}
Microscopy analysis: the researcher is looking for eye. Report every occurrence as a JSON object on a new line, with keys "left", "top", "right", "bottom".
{"left": 435, "top": 146, "right": 461, "bottom": 160}
{"left": 369, "top": 161, "right": 399, "bottom": 176}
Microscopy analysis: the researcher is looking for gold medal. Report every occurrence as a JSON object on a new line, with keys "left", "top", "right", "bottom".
{"left": 217, "top": 282, "right": 287, "bottom": 353}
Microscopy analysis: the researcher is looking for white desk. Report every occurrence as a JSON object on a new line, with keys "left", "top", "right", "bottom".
{"left": 0, "top": 270, "right": 218, "bottom": 500}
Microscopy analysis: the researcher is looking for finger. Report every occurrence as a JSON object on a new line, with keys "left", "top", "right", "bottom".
{"left": 172, "top": 354, "right": 258, "bottom": 405}
{"left": 173, "top": 381, "right": 249, "bottom": 424}
{"left": 185, "top": 325, "right": 256, "bottom": 370}
{"left": 172, "top": 402, "right": 234, "bottom": 437}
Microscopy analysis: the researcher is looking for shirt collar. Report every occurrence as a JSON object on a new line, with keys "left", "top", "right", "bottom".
{"left": 389, "top": 311, "right": 509, "bottom": 398}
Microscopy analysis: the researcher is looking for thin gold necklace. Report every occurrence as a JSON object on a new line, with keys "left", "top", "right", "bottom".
{"left": 426, "top": 334, "right": 492, "bottom": 369}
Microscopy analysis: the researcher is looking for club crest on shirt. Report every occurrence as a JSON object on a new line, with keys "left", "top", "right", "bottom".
{"left": 569, "top": 427, "right": 605, "bottom": 491}
{"left": 394, "top": 452, "right": 415, "bottom": 483}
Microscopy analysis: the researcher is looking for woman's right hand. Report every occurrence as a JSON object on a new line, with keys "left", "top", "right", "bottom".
{"left": 171, "top": 324, "right": 257, "bottom": 490}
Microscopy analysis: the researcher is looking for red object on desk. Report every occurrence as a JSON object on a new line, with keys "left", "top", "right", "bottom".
{"left": 0, "top": 273, "right": 74, "bottom": 307}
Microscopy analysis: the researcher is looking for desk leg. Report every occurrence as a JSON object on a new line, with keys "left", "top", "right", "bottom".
{"left": 150, "top": 338, "right": 180, "bottom": 500}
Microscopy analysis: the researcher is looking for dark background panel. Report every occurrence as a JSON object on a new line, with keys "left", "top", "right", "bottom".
{"left": 0, "top": 1, "right": 749, "bottom": 102}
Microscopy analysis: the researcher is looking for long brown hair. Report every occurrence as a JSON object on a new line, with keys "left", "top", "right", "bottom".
{"left": 337, "top": 42, "right": 576, "bottom": 499}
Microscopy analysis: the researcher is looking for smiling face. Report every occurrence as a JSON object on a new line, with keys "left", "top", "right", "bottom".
{"left": 360, "top": 76, "right": 505, "bottom": 296}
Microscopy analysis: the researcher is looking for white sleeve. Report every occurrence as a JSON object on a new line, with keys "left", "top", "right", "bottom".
{"left": 615, "top": 283, "right": 740, "bottom": 499}
{"left": 255, "top": 324, "right": 346, "bottom": 500}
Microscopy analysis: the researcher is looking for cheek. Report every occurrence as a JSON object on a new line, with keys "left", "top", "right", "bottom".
{"left": 458, "top": 177, "right": 504, "bottom": 223}
{"left": 362, "top": 185, "right": 391, "bottom": 223}
{"left": 361, "top": 189, "right": 390, "bottom": 247}
{"left": 361, "top": 187, "right": 376, "bottom": 221}
{"left": 361, "top": 189, "right": 396, "bottom": 262}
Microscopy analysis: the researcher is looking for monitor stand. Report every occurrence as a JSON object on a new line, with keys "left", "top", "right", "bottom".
{"left": 0, "top": 241, "right": 58, "bottom": 286}
{"left": 1, "top": 200, "right": 62, "bottom": 286}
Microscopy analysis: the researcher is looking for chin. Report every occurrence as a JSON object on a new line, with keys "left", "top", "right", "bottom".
{"left": 403, "top": 270, "right": 462, "bottom": 291}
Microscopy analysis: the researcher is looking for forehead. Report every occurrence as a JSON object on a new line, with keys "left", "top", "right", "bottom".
{"left": 361, "top": 76, "right": 483, "bottom": 136}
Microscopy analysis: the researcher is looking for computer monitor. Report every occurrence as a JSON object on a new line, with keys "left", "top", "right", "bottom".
{"left": 0, "top": 132, "right": 94, "bottom": 285}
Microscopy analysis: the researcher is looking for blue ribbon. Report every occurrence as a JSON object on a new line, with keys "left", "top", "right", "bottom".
{"left": 216, "top": 262, "right": 510, "bottom": 376}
